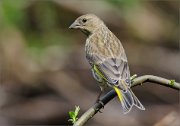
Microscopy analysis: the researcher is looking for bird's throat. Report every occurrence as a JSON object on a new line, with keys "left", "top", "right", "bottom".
{"left": 81, "top": 29, "right": 91, "bottom": 36}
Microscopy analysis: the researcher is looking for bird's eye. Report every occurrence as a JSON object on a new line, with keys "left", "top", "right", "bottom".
{"left": 82, "top": 18, "right": 87, "bottom": 23}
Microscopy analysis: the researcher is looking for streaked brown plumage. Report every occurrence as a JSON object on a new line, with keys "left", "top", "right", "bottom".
{"left": 69, "top": 14, "right": 145, "bottom": 114}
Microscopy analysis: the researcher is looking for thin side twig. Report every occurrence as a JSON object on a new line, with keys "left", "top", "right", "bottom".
{"left": 74, "top": 75, "right": 180, "bottom": 126}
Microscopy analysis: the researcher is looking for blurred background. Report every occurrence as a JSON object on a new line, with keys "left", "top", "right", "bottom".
{"left": 0, "top": 0, "right": 179, "bottom": 126}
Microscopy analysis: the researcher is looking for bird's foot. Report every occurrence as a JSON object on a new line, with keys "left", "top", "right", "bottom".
{"left": 96, "top": 99, "right": 104, "bottom": 113}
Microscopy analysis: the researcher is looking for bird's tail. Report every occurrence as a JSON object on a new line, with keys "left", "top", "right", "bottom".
{"left": 113, "top": 86, "right": 145, "bottom": 114}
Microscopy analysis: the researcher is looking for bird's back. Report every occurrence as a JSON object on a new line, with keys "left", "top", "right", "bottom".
{"left": 85, "top": 26, "right": 126, "bottom": 65}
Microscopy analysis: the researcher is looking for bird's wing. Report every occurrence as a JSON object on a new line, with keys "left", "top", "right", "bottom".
{"left": 91, "top": 53, "right": 131, "bottom": 87}
{"left": 85, "top": 30, "right": 131, "bottom": 87}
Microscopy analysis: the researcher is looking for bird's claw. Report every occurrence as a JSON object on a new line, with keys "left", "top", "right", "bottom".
{"left": 96, "top": 99, "right": 104, "bottom": 113}
{"left": 98, "top": 100, "right": 104, "bottom": 107}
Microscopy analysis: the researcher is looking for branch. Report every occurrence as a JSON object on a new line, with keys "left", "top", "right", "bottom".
{"left": 73, "top": 75, "right": 180, "bottom": 126}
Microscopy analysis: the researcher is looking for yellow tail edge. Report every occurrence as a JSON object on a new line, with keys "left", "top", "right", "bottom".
{"left": 113, "top": 86, "right": 123, "bottom": 102}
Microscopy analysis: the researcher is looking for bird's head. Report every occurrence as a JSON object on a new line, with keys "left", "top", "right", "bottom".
{"left": 69, "top": 14, "right": 104, "bottom": 36}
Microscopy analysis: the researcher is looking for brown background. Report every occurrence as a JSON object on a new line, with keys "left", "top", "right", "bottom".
{"left": 0, "top": 0, "right": 179, "bottom": 126}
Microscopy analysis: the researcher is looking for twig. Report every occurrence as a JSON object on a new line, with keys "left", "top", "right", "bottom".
{"left": 73, "top": 75, "right": 180, "bottom": 126}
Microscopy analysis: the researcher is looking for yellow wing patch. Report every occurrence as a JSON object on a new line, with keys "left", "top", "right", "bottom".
{"left": 93, "top": 65, "right": 107, "bottom": 81}
{"left": 94, "top": 64, "right": 123, "bottom": 101}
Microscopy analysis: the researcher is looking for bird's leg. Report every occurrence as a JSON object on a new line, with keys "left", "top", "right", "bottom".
{"left": 95, "top": 90, "right": 103, "bottom": 103}
{"left": 96, "top": 86, "right": 104, "bottom": 102}
{"left": 95, "top": 87, "right": 105, "bottom": 113}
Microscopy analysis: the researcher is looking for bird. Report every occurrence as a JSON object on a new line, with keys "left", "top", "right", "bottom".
{"left": 69, "top": 14, "right": 145, "bottom": 114}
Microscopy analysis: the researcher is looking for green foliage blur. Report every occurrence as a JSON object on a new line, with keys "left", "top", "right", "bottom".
{"left": 1, "top": 0, "right": 73, "bottom": 59}
{"left": 0, "top": 0, "right": 179, "bottom": 125}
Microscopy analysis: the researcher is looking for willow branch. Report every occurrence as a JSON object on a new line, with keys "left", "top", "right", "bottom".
{"left": 73, "top": 75, "right": 180, "bottom": 126}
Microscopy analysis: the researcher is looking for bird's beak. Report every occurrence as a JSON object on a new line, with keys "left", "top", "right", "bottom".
{"left": 69, "top": 21, "right": 81, "bottom": 29}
